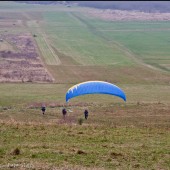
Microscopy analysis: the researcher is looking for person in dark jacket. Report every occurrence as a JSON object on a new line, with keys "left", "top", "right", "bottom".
{"left": 84, "top": 109, "right": 89, "bottom": 120}
{"left": 62, "top": 108, "right": 67, "bottom": 119}
{"left": 41, "top": 105, "right": 46, "bottom": 115}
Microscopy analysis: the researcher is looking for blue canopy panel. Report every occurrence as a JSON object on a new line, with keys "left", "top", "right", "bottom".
{"left": 65, "top": 81, "right": 126, "bottom": 102}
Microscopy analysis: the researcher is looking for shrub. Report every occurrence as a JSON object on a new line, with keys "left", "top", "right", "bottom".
{"left": 11, "top": 148, "right": 20, "bottom": 155}
{"left": 78, "top": 118, "right": 84, "bottom": 125}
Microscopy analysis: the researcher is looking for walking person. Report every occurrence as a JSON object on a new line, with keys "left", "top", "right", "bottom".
{"left": 41, "top": 105, "right": 46, "bottom": 115}
{"left": 84, "top": 109, "right": 89, "bottom": 120}
{"left": 62, "top": 108, "right": 67, "bottom": 119}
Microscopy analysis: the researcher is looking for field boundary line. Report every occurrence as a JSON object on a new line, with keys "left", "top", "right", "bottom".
{"left": 71, "top": 12, "right": 169, "bottom": 73}
{"left": 20, "top": 14, "right": 55, "bottom": 81}
{"left": 23, "top": 12, "right": 61, "bottom": 65}
{"left": 37, "top": 29, "right": 61, "bottom": 65}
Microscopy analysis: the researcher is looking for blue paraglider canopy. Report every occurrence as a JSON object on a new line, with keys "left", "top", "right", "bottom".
{"left": 65, "top": 81, "right": 126, "bottom": 102}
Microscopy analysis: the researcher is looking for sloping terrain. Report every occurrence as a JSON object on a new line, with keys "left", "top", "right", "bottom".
{"left": 0, "top": 2, "right": 170, "bottom": 170}
{"left": 0, "top": 83, "right": 170, "bottom": 169}
{"left": 0, "top": 4, "right": 170, "bottom": 84}
{"left": 38, "top": 10, "right": 170, "bottom": 84}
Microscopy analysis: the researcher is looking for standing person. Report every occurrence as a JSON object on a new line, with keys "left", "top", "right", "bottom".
{"left": 41, "top": 105, "right": 46, "bottom": 115}
{"left": 84, "top": 109, "right": 88, "bottom": 120}
{"left": 62, "top": 108, "right": 67, "bottom": 119}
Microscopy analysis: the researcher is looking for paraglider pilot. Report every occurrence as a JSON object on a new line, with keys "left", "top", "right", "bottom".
{"left": 62, "top": 108, "right": 67, "bottom": 119}
{"left": 84, "top": 109, "right": 88, "bottom": 120}
{"left": 41, "top": 105, "right": 46, "bottom": 115}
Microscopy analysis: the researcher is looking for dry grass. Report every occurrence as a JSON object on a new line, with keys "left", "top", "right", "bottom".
{"left": 0, "top": 33, "right": 53, "bottom": 82}
{"left": 0, "top": 101, "right": 170, "bottom": 169}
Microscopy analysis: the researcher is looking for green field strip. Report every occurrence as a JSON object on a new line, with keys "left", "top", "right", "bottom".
{"left": 27, "top": 20, "right": 61, "bottom": 66}
{"left": 80, "top": 15, "right": 170, "bottom": 72}
{"left": 43, "top": 11, "right": 134, "bottom": 66}
{"left": 100, "top": 30, "right": 170, "bottom": 72}
{"left": 34, "top": 32, "right": 61, "bottom": 65}
{"left": 86, "top": 19, "right": 170, "bottom": 31}
{"left": 0, "top": 83, "right": 170, "bottom": 106}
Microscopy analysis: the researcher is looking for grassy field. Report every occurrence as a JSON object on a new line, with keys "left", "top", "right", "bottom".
{"left": 0, "top": 83, "right": 170, "bottom": 170}
{"left": 0, "top": 83, "right": 170, "bottom": 107}
{"left": 41, "top": 11, "right": 135, "bottom": 66}
{"left": 0, "top": 2, "right": 170, "bottom": 170}
{"left": 35, "top": 10, "right": 170, "bottom": 83}
{"left": 1, "top": 2, "right": 169, "bottom": 82}
{"left": 41, "top": 11, "right": 170, "bottom": 70}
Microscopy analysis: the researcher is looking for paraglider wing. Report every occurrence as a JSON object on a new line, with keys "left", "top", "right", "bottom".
{"left": 65, "top": 81, "right": 126, "bottom": 102}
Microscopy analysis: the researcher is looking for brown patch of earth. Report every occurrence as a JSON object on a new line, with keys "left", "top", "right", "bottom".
{"left": 0, "top": 33, "right": 53, "bottom": 82}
